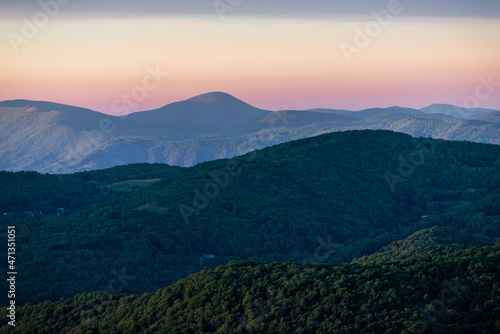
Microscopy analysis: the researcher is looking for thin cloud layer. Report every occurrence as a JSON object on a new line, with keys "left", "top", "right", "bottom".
{"left": 1, "top": 0, "right": 499, "bottom": 19}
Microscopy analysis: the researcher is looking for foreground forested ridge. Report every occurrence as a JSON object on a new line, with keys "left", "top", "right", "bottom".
{"left": 0, "top": 130, "right": 499, "bottom": 306}
{"left": 1, "top": 243, "right": 499, "bottom": 333}
{"left": 353, "top": 226, "right": 494, "bottom": 263}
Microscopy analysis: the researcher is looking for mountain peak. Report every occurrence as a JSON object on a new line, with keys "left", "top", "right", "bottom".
{"left": 186, "top": 92, "right": 240, "bottom": 104}
{"left": 0, "top": 99, "right": 104, "bottom": 117}
{"left": 127, "top": 92, "right": 269, "bottom": 129}
{"left": 0, "top": 99, "right": 54, "bottom": 111}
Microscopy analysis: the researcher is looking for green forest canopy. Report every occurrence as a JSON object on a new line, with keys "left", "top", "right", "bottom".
{"left": 0, "top": 130, "right": 499, "bottom": 307}
{"left": 1, "top": 243, "right": 499, "bottom": 333}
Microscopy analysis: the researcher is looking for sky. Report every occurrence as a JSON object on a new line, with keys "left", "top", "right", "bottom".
{"left": 1, "top": 0, "right": 500, "bottom": 115}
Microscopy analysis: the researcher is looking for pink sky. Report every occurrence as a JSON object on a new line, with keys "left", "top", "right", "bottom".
{"left": 1, "top": 16, "right": 499, "bottom": 114}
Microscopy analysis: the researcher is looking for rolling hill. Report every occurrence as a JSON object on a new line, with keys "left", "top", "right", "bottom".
{"left": 2, "top": 244, "right": 499, "bottom": 333}
{"left": 473, "top": 111, "right": 500, "bottom": 123}
{"left": 1, "top": 93, "right": 499, "bottom": 174}
{"left": 353, "top": 226, "right": 494, "bottom": 263}
{"left": 420, "top": 103, "right": 497, "bottom": 119}
{"left": 127, "top": 92, "right": 270, "bottom": 129}
{"left": 303, "top": 108, "right": 355, "bottom": 117}
{"left": 1, "top": 130, "right": 499, "bottom": 307}
{"left": 353, "top": 106, "right": 424, "bottom": 119}
{"left": 344, "top": 116, "right": 500, "bottom": 145}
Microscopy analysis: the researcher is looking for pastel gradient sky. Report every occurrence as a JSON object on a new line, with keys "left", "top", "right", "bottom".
{"left": 1, "top": 0, "right": 500, "bottom": 114}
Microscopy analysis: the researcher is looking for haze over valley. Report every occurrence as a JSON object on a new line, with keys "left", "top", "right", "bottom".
{"left": 1, "top": 92, "right": 499, "bottom": 173}
{"left": 1, "top": 0, "right": 500, "bottom": 332}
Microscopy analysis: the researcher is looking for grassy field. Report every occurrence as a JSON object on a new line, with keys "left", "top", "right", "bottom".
{"left": 106, "top": 178, "right": 161, "bottom": 192}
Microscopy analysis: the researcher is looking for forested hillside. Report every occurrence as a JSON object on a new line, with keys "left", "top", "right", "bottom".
{"left": 0, "top": 130, "right": 499, "bottom": 306}
{"left": 0, "top": 171, "right": 106, "bottom": 214}
{"left": 353, "top": 226, "right": 494, "bottom": 263}
{"left": 1, "top": 244, "right": 499, "bottom": 333}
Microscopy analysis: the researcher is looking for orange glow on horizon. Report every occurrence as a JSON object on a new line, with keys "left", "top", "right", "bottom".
{"left": 1, "top": 17, "right": 499, "bottom": 114}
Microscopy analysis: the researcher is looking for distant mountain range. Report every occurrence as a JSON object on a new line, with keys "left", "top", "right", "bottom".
{"left": 1, "top": 92, "right": 499, "bottom": 173}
